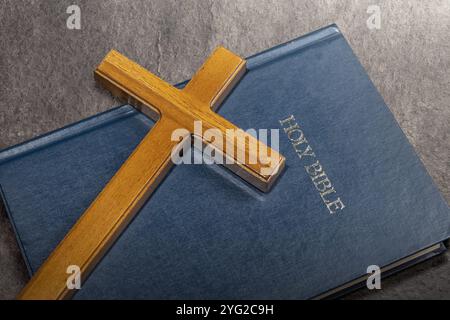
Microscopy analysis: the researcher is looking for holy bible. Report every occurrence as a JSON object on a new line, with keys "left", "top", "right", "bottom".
{"left": 1, "top": 25, "right": 449, "bottom": 299}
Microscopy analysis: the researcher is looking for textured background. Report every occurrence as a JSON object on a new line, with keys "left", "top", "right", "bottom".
{"left": 0, "top": 0, "right": 449, "bottom": 299}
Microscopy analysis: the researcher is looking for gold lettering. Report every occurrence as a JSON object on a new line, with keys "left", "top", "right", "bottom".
{"left": 279, "top": 115, "right": 297, "bottom": 133}
{"left": 281, "top": 115, "right": 345, "bottom": 214}
{"left": 320, "top": 187, "right": 337, "bottom": 203}
{"left": 326, "top": 198, "right": 346, "bottom": 214}
{"left": 305, "top": 160, "right": 323, "bottom": 177}
{"left": 314, "top": 177, "right": 333, "bottom": 193}
{"left": 297, "top": 144, "right": 315, "bottom": 160}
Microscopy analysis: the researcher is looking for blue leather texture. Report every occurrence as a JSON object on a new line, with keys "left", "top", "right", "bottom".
{"left": 0, "top": 106, "right": 152, "bottom": 275}
{"left": 0, "top": 25, "right": 449, "bottom": 299}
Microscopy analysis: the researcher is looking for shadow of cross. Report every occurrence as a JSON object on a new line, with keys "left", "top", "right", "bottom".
{"left": 18, "top": 47, "right": 285, "bottom": 300}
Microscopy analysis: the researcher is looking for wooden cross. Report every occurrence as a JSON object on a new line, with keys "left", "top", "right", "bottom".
{"left": 19, "top": 47, "right": 285, "bottom": 299}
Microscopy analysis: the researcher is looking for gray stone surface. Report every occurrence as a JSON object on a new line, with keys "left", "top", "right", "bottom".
{"left": 0, "top": 0, "right": 449, "bottom": 299}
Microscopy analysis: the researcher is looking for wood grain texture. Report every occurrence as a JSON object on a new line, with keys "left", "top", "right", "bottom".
{"left": 18, "top": 47, "right": 284, "bottom": 300}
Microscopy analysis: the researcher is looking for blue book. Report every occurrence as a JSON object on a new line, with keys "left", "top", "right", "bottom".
{"left": 1, "top": 25, "right": 449, "bottom": 299}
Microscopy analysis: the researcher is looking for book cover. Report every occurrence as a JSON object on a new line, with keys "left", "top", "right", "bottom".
{"left": 1, "top": 25, "right": 449, "bottom": 299}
